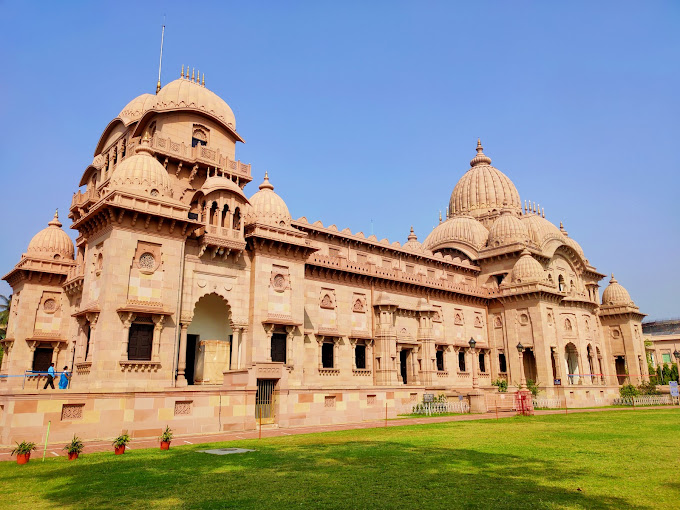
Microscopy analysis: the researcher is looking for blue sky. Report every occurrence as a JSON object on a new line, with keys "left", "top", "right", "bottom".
{"left": 0, "top": 1, "right": 678, "bottom": 319}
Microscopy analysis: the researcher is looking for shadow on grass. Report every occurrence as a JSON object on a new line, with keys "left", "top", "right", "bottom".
{"left": 4, "top": 438, "right": 641, "bottom": 510}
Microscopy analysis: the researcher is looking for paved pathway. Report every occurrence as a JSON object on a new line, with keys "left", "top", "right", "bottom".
{"left": 1, "top": 405, "right": 677, "bottom": 461}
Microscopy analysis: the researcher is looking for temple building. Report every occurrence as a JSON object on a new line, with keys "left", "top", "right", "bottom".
{"left": 0, "top": 69, "right": 649, "bottom": 443}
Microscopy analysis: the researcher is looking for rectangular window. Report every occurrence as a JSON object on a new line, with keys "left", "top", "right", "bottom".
{"left": 662, "top": 353, "right": 672, "bottom": 363}
{"left": 355, "top": 344, "right": 366, "bottom": 369}
{"left": 322, "top": 342, "right": 334, "bottom": 368}
{"left": 479, "top": 352, "right": 486, "bottom": 373}
{"left": 324, "top": 395, "right": 336, "bottom": 408}
{"left": 405, "top": 264, "right": 414, "bottom": 274}
{"left": 458, "top": 351, "right": 466, "bottom": 372}
{"left": 174, "top": 401, "right": 193, "bottom": 416}
{"left": 271, "top": 333, "right": 287, "bottom": 363}
{"left": 436, "top": 349, "right": 444, "bottom": 371}
{"left": 32, "top": 347, "right": 53, "bottom": 372}
{"left": 128, "top": 323, "right": 154, "bottom": 361}
{"left": 499, "top": 353, "right": 507, "bottom": 373}
{"left": 367, "top": 395, "right": 376, "bottom": 406}
{"left": 61, "top": 403, "right": 84, "bottom": 421}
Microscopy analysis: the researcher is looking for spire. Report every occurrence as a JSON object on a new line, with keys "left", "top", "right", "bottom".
{"left": 470, "top": 138, "right": 492, "bottom": 167}
{"left": 610, "top": 273, "right": 617, "bottom": 283}
{"left": 407, "top": 226, "right": 417, "bottom": 242}
{"left": 259, "top": 171, "right": 274, "bottom": 191}
{"left": 541, "top": 208, "right": 545, "bottom": 218}
{"left": 192, "top": 68, "right": 195, "bottom": 82}
{"left": 202, "top": 73, "right": 205, "bottom": 87}
{"left": 524, "top": 200, "right": 528, "bottom": 214}
{"left": 181, "top": 64, "right": 184, "bottom": 79}
{"left": 48, "top": 209, "right": 62, "bottom": 228}
{"left": 439, "top": 210, "right": 442, "bottom": 224}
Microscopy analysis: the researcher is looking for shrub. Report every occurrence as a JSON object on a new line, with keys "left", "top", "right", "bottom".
{"left": 491, "top": 379, "right": 508, "bottom": 392}
{"left": 637, "top": 381, "right": 661, "bottom": 395}
{"left": 64, "top": 435, "right": 84, "bottom": 454}
{"left": 112, "top": 432, "right": 131, "bottom": 448}
{"left": 619, "top": 384, "right": 639, "bottom": 398}
{"left": 160, "top": 426, "right": 173, "bottom": 443}
{"left": 526, "top": 379, "right": 541, "bottom": 397}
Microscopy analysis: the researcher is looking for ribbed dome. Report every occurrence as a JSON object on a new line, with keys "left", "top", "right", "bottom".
{"left": 201, "top": 172, "right": 249, "bottom": 203}
{"left": 488, "top": 210, "right": 530, "bottom": 247}
{"left": 245, "top": 173, "right": 291, "bottom": 226}
{"left": 449, "top": 141, "right": 521, "bottom": 221}
{"left": 403, "top": 227, "right": 422, "bottom": 251}
{"left": 522, "top": 214, "right": 563, "bottom": 247}
{"left": 602, "top": 274, "right": 633, "bottom": 306}
{"left": 110, "top": 138, "right": 172, "bottom": 197}
{"left": 119, "top": 93, "right": 157, "bottom": 125}
{"left": 423, "top": 216, "right": 488, "bottom": 252}
{"left": 27, "top": 211, "right": 74, "bottom": 260}
{"left": 156, "top": 76, "right": 236, "bottom": 130}
{"left": 507, "top": 249, "right": 545, "bottom": 285}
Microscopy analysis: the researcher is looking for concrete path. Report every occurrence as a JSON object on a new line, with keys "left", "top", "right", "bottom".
{"left": 1, "top": 405, "right": 677, "bottom": 462}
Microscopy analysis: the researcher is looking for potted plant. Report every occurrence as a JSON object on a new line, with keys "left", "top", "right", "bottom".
{"left": 63, "top": 435, "right": 84, "bottom": 461}
{"left": 11, "top": 441, "right": 36, "bottom": 465}
{"left": 159, "top": 426, "right": 173, "bottom": 450}
{"left": 112, "top": 432, "right": 131, "bottom": 455}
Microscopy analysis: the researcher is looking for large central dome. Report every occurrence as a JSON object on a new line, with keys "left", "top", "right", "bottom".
{"left": 449, "top": 141, "right": 521, "bottom": 224}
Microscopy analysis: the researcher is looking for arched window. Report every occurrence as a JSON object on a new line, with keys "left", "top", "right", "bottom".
{"left": 233, "top": 207, "right": 241, "bottom": 230}
{"left": 558, "top": 275, "right": 565, "bottom": 292}
{"left": 192, "top": 128, "right": 208, "bottom": 148}
{"left": 221, "top": 204, "right": 229, "bottom": 228}
{"left": 209, "top": 202, "right": 218, "bottom": 226}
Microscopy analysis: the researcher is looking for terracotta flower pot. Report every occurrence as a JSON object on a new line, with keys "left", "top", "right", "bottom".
{"left": 114, "top": 445, "right": 126, "bottom": 455}
{"left": 16, "top": 453, "right": 30, "bottom": 465}
{"left": 67, "top": 452, "right": 79, "bottom": 461}
{"left": 160, "top": 441, "right": 170, "bottom": 450}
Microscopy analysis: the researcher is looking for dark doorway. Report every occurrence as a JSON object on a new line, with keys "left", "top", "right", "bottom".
{"left": 551, "top": 352, "right": 557, "bottom": 381}
{"left": 84, "top": 324, "right": 91, "bottom": 360}
{"left": 271, "top": 333, "right": 287, "bottom": 363}
{"left": 499, "top": 352, "right": 507, "bottom": 373}
{"left": 186, "top": 334, "right": 198, "bottom": 385}
{"left": 523, "top": 348, "right": 538, "bottom": 383}
{"left": 322, "top": 342, "right": 334, "bottom": 368}
{"left": 436, "top": 349, "right": 444, "bottom": 371}
{"left": 615, "top": 356, "right": 627, "bottom": 385}
{"left": 400, "top": 349, "right": 408, "bottom": 384}
{"left": 128, "top": 323, "right": 153, "bottom": 361}
{"left": 355, "top": 344, "right": 366, "bottom": 369}
{"left": 32, "top": 347, "right": 53, "bottom": 372}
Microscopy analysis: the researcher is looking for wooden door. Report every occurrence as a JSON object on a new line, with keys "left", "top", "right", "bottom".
{"left": 128, "top": 324, "right": 154, "bottom": 360}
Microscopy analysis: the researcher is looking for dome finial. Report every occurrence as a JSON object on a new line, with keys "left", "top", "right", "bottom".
{"left": 470, "top": 139, "right": 492, "bottom": 167}
{"left": 181, "top": 65, "right": 184, "bottom": 79}
{"left": 408, "top": 226, "right": 417, "bottom": 242}
{"left": 439, "top": 210, "right": 442, "bottom": 224}
{"left": 202, "top": 73, "right": 205, "bottom": 87}
{"left": 259, "top": 171, "right": 274, "bottom": 191}
{"left": 48, "top": 209, "right": 62, "bottom": 228}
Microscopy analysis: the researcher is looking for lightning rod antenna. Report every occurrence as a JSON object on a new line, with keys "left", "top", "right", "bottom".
{"left": 156, "top": 19, "right": 166, "bottom": 94}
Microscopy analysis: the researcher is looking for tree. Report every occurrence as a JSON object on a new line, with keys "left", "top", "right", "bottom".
{"left": 0, "top": 294, "right": 9, "bottom": 366}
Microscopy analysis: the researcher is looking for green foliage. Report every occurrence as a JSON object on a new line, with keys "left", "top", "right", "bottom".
{"left": 491, "top": 379, "right": 508, "bottom": 392}
{"left": 63, "top": 435, "right": 85, "bottom": 454}
{"left": 526, "top": 379, "right": 541, "bottom": 397}
{"left": 10, "top": 441, "right": 36, "bottom": 456}
{"left": 160, "top": 426, "right": 173, "bottom": 443}
{"left": 0, "top": 294, "right": 10, "bottom": 327}
{"left": 637, "top": 381, "right": 661, "bottom": 395}
{"left": 112, "top": 432, "right": 131, "bottom": 448}
{"left": 619, "top": 384, "right": 639, "bottom": 398}
{"left": 671, "top": 363, "right": 679, "bottom": 383}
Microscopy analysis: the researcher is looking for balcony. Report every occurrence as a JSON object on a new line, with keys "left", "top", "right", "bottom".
{"left": 63, "top": 264, "right": 85, "bottom": 295}
{"left": 70, "top": 187, "right": 99, "bottom": 216}
{"left": 198, "top": 225, "right": 246, "bottom": 258}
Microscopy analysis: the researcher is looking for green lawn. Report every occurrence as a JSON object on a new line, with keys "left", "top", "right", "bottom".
{"left": 1, "top": 409, "right": 679, "bottom": 509}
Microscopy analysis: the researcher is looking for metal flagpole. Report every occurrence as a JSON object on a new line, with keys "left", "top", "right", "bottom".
{"left": 156, "top": 19, "right": 165, "bottom": 94}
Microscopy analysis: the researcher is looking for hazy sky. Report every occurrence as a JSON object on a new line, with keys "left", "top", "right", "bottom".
{"left": 0, "top": 1, "right": 678, "bottom": 319}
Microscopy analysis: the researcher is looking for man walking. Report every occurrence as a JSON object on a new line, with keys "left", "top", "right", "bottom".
{"left": 43, "top": 362, "right": 56, "bottom": 389}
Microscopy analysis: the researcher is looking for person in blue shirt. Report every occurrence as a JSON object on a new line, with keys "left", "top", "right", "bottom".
{"left": 58, "top": 366, "right": 70, "bottom": 390}
{"left": 43, "top": 363, "right": 56, "bottom": 389}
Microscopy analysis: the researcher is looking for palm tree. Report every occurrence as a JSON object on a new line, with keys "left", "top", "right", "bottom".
{"left": 0, "top": 294, "right": 10, "bottom": 342}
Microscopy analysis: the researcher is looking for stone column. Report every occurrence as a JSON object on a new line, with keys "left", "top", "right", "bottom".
{"left": 518, "top": 350, "right": 526, "bottom": 389}
{"left": 152, "top": 315, "right": 165, "bottom": 362}
{"left": 366, "top": 339, "right": 374, "bottom": 372}
{"left": 316, "top": 336, "right": 324, "bottom": 369}
{"left": 286, "top": 326, "right": 295, "bottom": 366}
{"left": 333, "top": 338, "right": 340, "bottom": 369}
{"left": 551, "top": 348, "right": 563, "bottom": 385}
{"left": 75, "top": 317, "right": 88, "bottom": 362}
{"left": 471, "top": 347, "right": 479, "bottom": 390}
{"left": 265, "top": 324, "right": 275, "bottom": 362}
{"left": 85, "top": 312, "right": 99, "bottom": 362}
{"left": 119, "top": 312, "right": 136, "bottom": 361}
{"left": 396, "top": 344, "right": 403, "bottom": 383}
{"left": 51, "top": 343, "right": 61, "bottom": 367}
{"left": 349, "top": 338, "right": 357, "bottom": 370}
{"left": 177, "top": 320, "right": 191, "bottom": 387}
{"left": 230, "top": 331, "right": 239, "bottom": 369}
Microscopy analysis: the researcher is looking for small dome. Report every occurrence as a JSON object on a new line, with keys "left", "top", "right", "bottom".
{"left": 156, "top": 76, "right": 236, "bottom": 130}
{"left": 119, "top": 93, "right": 157, "bottom": 125}
{"left": 602, "top": 274, "right": 633, "bottom": 306}
{"left": 487, "top": 210, "right": 530, "bottom": 247}
{"left": 423, "top": 216, "right": 488, "bottom": 252}
{"left": 245, "top": 173, "right": 291, "bottom": 227}
{"left": 109, "top": 138, "right": 172, "bottom": 197}
{"left": 403, "top": 227, "right": 422, "bottom": 251}
{"left": 522, "top": 214, "right": 563, "bottom": 247}
{"left": 449, "top": 141, "right": 521, "bottom": 221}
{"left": 507, "top": 249, "right": 545, "bottom": 285}
{"left": 201, "top": 171, "right": 249, "bottom": 203}
{"left": 27, "top": 211, "right": 74, "bottom": 260}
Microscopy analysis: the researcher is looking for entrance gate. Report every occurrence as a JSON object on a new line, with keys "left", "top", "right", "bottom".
{"left": 255, "top": 379, "right": 277, "bottom": 424}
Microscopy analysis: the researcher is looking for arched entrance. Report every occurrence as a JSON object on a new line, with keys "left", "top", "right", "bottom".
{"left": 186, "top": 294, "right": 232, "bottom": 385}
{"left": 565, "top": 343, "right": 579, "bottom": 385}
{"left": 523, "top": 348, "right": 538, "bottom": 384}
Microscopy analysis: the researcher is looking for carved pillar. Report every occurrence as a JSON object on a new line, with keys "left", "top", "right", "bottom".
{"left": 151, "top": 315, "right": 165, "bottom": 362}
{"left": 471, "top": 347, "right": 479, "bottom": 389}
{"left": 333, "top": 338, "right": 340, "bottom": 369}
{"left": 75, "top": 317, "right": 87, "bottom": 362}
{"left": 350, "top": 338, "right": 357, "bottom": 370}
{"left": 264, "top": 324, "right": 275, "bottom": 363}
{"left": 396, "top": 344, "right": 403, "bottom": 383}
{"left": 316, "top": 336, "right": 324, "bottom": 369}
{"left": 51, "top": 342, "right": 61, "bottom": 366}
{"left": 85, "top": 312, "right": 99, "bottom": 362}
{"left": 551, "top": 347, "right": 563, "bottom": 385}
{"left": 518, "top": 351, "right": 526, "bottom": 389}
{"left": 366, "top": 339, "right": 374, "bottom": 372}
{"left": 286, "top": 326, "right": 295, "bottom": 366}
{"left": 119, "top": 312, "right": 136, "bottom": 361}
{"left": 177, "top": 318, "right": 191, "bottom": 386}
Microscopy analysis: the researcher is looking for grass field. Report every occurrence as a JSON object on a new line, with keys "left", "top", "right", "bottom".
{"left": 1, "top": 409, "right": 678, "bottom": 509}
